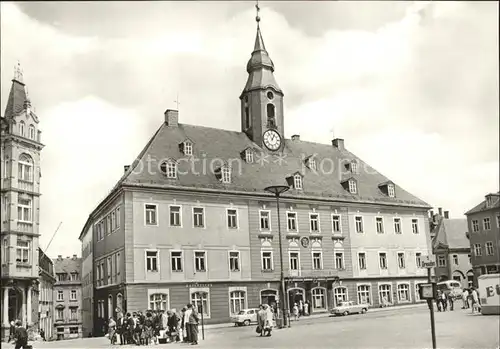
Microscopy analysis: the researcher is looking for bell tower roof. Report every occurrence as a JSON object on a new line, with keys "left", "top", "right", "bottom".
{"left": 4, "top": 62, "right": 28, "bottom": 119}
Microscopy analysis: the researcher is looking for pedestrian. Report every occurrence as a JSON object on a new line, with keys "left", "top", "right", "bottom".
{"left": 14, "top": 320, "right": 28, "bottom": 349}
{"left": 304, "top": 301, "right": 309, "bottom": 316}
{"left": 462, "top": 288, "right": 469, "bottom": 309}
{"left": 184, "top": 305, "right": 192, "bottom": 343}
{"left": 471, "top": 287, "right": 480, "bottom": 313}
{"left": 292, "top": 303, "right": 299, "bottom": 321}
{"left": 436, "top": 291, "right": 442, "bottom": 312}
{"left": 187, "top": 303, "right": 199, "bottom": 345}
{"left": 108, "top": 317, "right": 117, "bottom": 345}
{"left": 447, "top": 292, "right": 454, "bottom": 311}
{"left": 8, "top": 320, "right": 15, "bottom": 342}
{"left": 256, "top": 305, "right": 266, "bottom": 337}
{"left": 40, "top": 328, "right": 46, "bottom": 341}
{"left": 441, "top": 292, "right": 448, "bottom": 311}
{"left": 126, "top": 313, "right": 135, "bottom": 344}
{"left": 117, "top": 313, "right": 126, "bottom": 345}
{"left": 298, "top": 300, "right": 303, "bottom": 317}
{"left": 263, "top": 304, "right": 274, "bottom": 337}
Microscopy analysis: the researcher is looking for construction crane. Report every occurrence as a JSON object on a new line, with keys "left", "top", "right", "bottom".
{"left": 44, "top": 221, "right": 62, "bottom": 254}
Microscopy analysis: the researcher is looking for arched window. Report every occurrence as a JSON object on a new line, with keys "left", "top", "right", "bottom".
{"left": 311, "top": 287, "right": 327, "bottom": 310}
{"left": 116, "top": 293, "right": 123, "bottom": 313}
{"left": 28, "top": 125, "right": 35, "bottom": 140}
{"left": 267, "top": 104, "right": 276, "bottom": 128}
{"left": 229, "top": 290, "right": 246, "bottom": 315}
{"left": 19, "top": 121, "right": 25, "bottom": 137}
{"left": 149, "top": 293, "right": 168, "bottom": 311}
{"left": 18, "top": 154, "right": 33, "bottom": 182}
{"left": 334, "top": 287, "right": 348, "bottom": 306}
{"left": 191, "top": 291, "right": 209, "bottom": 317}
{"left": 108, "top": 295, "right": 113, "bottom": 319}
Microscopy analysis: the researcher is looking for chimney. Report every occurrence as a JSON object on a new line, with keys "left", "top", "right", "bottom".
{"left": 438, "top": 207, "right": 442, "bottom": 216}
{"left": 57, "top": 255, "right": 62, "bottom": 260}
{"left": 72, "top": 254, "right": 77, "bottom": 260}
{"left": 291, "top": 135, "right": 300, "bottom": 141}
{"left": 165, "top": 109, "right": 179, "bottom": 127}
{"left": 66, "top": 256, "right": 70, "bottom": 259}
{"left": 332, "top": 138, "right": 344, "bottom": 150}
{"left": 444, "top": 211, "right": 449, "bottom": 219}
{"left": 124, "top": 165, "right": 130, "bottom": 173}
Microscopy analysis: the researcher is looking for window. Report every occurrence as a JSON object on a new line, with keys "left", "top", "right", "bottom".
{"left": 332, "top": 214, "right": 341, "bottom": 234}
{"left": 437, "top": 255, "right": 446, "bottom": 267}
{"left": 245, "top": 150, "right": 254, "bottom": 163}
{"left": 70, "top": 308, "right": 78, "bottom": 321}
{"left": 415, "top": 253, "right": 422, "bottom": 268}
{"left": 146, "top": 251, "right": 158, "bottom": 272}
{"left": 19, "top": 121, "right": 25, "bottom": 137}
{"left": 229, "top": 251, "right": 240, "bottom": 272}
{"left": 100, "top": 263, "right": 105, "bottom": 285}
{"left": 111, "top": 211, "right": 116, "bottom": 231}
{"left": 379, "top": 284, "right": 392, "bottom": 304}
{"left": 335, "top": 252, "right": 343, "bottom": 270}
{"left": 350, "top": 161, "right": 358, "bottom": 174}
{"left": 107, "top": 256, "right": 112, "bottom": 283}
{"left": 116, "top": 253, "right": 121, "bottom": 276}
{"left": 379, "top": 253, "right": 387, "bottom": 270}
{"left": 474, "top": 244, "right": 482, "bottom": 256}
{"left": 472, "top": 220, "right": 479, "bottom": 232}
{"left": 69, "top": 327, "right": 79, "bottom": 334}
{"left": 312, "top": 288, "right": 327, "bottom": 309}
{"left": 260, "top": 211, "right": 270, "bottom": 230}
{"left": 394, "top": 218, "right": 402, "bottom": 234}
{"left": 56, "top": 308, "right": 64, "bottom": 320}
{"left": 56, "top": 273, "right": 67, "bottom": 282}
{"left": 183, "top": 142, "right": 193, "bottom": 156}
{"left": 355, "top": 216, "right": 363, "bottom": 233}
{"left": 376, "top": 217, "right": 384, "bottom": 234}
{"left": 468, "top": 254, "right": 471, "bottom": 263}
{"left": 227, "top": 209, "right": 238, "bottom": 229}
{"left": 333, "top": 287, "right": 347, "bottom": 306}
{"left": 348, "top": 180, "right": 357, "bottom": 194}
{"left": 194, "top": 251, "right": 206, "bottom": 272}
{"left": 221, "top": 166, "right": 231, "bottom": 184}
{"left": 193, "top": 207, "right": 205, "bottom": 228}
{"left": 357, "top": 285, "right": 371, "bottom": 305}
{"left": 397, "top": 253, "right": 405, "bottom": 269}
{"left": 308, "top": 158, "right": 317, "bottom": 170}
{"left": 149, "top": 293, "right": 168, "bottom": 310}
{"left": 388, "top": 184, "right": 395, "bottom": 198}
{"left": 116, "top": 207, "right": 121, "bottom": 228}
{"left": 229, "top": 290, "right": 246, "bottom": 315}
{"left": 483, "top": 218, "right": 491, "bottom": 230}
{"left": 18, "top": 154, "right": 33, "bottom": 182}
{"left": 171, "top": 251, "right": 183, "bottom": 272}
{"left": 160, "top": 160, "right": 177, "bottom": 178}
{"left": 16, "top": 239, "right": 30, "bottom": 263}
{"left": 453, "top": 255, "right": 459, "bottom": 265}
{"left": 287, "top": 212, "right": 297, "bottom": 231}
{"left": 70, "top": 290, "right": 77, "bottom": 300}
{"left": 261, "top": 251, "right": 273, "bottom": 271}
{"left": 411, "top": 219, "right": 419, "bottom": 234}
{"left": 289, "top": 252, "right": 299, "bottom": 270}
{"left": 486, "top": 242, "right": 494, "bottom": 256}
{"left": 313, "top": 252, "right": 323, "bottom": 270}
{"left": 496, "top": 215, "right": 500, "bottom": 228}
{"left": 358, "top": 253, "right": 366, "bottom": 270}
{"left": 145, "top": 204, "right": 157, "bottom": 225}
{"left": 169, "top": 205, "right": 181, "bottom": 226}
{"left": 28, "top": 125, "right": 35, "bottom": 140}
{"left": 57, "top": 290, "right": 63, "bottom": 301}
{"left": 2, "top": 239, "right": 8, "bottom": 264}
{"left": 309, "top": 213, "right": 319, "bottom": 233}
{"left": 116, "top": 294, "right": 123, "bottom": 312}
{"left": 191, "top": 291, "right": 209, "bottom": 317}
{"left": 293, "top": 174, "right": 303, "bottom": 190}
{"left": 397, "top": 284, "right": 410, "bottom": 302}
{"left": 17, "top": 198, "right": 32, "bottom": 222}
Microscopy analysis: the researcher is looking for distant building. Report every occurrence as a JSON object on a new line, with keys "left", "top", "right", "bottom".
{"left": 430, "top": 208, "right": 472, "bottom": 288}
{"left": 465, "top": 192, "right": 500, "bottom": 285}
{"left": 53, "top": 255, "right": 83, "bottom": 340}
{"left": 37, "top": 248, "right": 55, "bottom": 340}
{"left": 79, "top": 224, "right": 93, "bottom": 338}
{"left": 1, "top": 66, "right": 44, "bottom": 341}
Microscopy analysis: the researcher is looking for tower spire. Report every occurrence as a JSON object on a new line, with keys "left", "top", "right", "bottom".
{"left": 255, "top": 0, "right": 261, "bottom": 27}
{"left": 14, "top": 61, "right": 24, "bottom": 84}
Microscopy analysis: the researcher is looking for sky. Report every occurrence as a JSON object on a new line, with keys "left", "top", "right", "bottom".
{"left": 1, "top": 1, "right": 498, "bottom": 258}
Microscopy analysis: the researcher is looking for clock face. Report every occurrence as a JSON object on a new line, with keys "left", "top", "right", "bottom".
{"left": 263, "top": 129, "right": 281, "bottom": 151}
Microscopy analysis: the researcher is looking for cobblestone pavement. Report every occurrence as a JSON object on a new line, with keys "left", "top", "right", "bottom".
{"left": 26, "top": 307, "right": 499, "bottom": 348}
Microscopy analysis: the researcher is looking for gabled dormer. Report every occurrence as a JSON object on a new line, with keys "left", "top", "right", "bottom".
{"left": 240, "top": 147, "right": 255, "bottom": 163}
{"left": 304, "top": 155, "right": 317, "bottom": 171}
{"left": 286, "top": 172, "right": 304, "bottom": 190}
{"left": 178, "top": 139, "right": 194, "bottom": 156}
{"left": 160, "top": 159, "right": 178, "bottom": 179}
{"left": 341, "top": 177, "right": 358, "bottom": 194}
{"left": 379, "top": 181, "right": 396, "bottom": 198}
{"left": 215, "top": 163, "right": 232, "bottom": 184}
{"left": 344, "top": 159, "right": 358, "bottom": 174}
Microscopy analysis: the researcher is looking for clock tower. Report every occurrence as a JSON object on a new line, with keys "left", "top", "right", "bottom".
{"left": 240, "top": 6, "right": 284, "bottom": 151}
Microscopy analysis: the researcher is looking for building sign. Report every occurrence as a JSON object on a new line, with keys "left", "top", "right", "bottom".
{"left": 186, "top": 283, "right": 212, "bottom": 288}
{"left": 300, "top": 237, "right": 309, "bottom": 248}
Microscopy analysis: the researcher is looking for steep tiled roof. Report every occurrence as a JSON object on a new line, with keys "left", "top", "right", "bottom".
{"left": 433, "top": 218, "right": 469, "bottom": 250}
{"left": 465, "top": 192, "right": 500, "bottom": 215}
{"left": 53, "top": 257, "right": 82, "bottom": 274}
{"left": 118, "top": 122, "right": 430, "bottom": 208}
{"left": 3, "top": 79, "right": 27, "bottom": 119}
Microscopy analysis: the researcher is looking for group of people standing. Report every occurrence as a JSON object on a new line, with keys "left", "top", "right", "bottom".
{"left": 436, "top": 287, "right": 481, "bottom": 313}
{"left": 107, "top": 304, "right": 200, "bottom": 346}
{"left": 291, "top": 300, "right": 310, "bottom": 321}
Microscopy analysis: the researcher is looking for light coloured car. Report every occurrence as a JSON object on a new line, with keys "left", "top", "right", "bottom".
{"left": 231, "top": 308, "right": 259, "bottom": 326}
{"left": 331, "top": 301, "right": 368, "bottom": 316}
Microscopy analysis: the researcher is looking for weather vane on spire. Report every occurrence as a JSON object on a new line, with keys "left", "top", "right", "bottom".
{"left": 14, "top": 61, "right": 24, "bottom": 83}
{"left": 255, "top": 0, "right": 261, "bottom": 26}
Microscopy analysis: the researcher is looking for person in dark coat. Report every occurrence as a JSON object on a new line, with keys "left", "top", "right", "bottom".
{"left": 187, "top": 304, "right": 200, "bottom": 345}
{"left": 14, "top": 320, "right": 28, "bottom": 349}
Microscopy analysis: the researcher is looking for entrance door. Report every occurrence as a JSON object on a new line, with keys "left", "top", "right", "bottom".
{"left": 288, "top": 289, "right": 304, "bottom": 310}
{"left": 261, "top": 290, "right": 277, "bottom": 307}
{"left": 8, "top": 288, "right": 19, "bottom": 323}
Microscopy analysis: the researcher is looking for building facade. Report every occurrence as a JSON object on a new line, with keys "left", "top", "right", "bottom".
{"left": 53, "top": 255, "right": 83, "bottom": 340}
{"left": 80, "top": 17, "right": 432, "bottom": 330}
{"left": 1, "top": 67, "right": 44, "bottom": 341}
{"left": 79, "top": 223, "right": 94, "bottom": 337}
{"left": 465, "top": 193, "right": 500, "bottom": 285}
{"left": 38, "top": 248, "right": 55, "bottom": 340}
{"left": 431, "top": 208, "right": 472, "bottom": 288}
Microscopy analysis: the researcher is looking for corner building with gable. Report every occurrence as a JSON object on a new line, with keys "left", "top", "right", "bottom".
{"left": 80, "top": 20, "right": 432, "bottom": 333}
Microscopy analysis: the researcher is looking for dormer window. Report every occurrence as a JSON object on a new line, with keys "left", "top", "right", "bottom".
{"left": 294, "top": 174, "right": 303, "bottom": 190}
{"left": 179, "top": 140, "right": 193, "bottom": 156}
{"left": 241, "top": 148, "right": 254, "bottom": 163}
{"left": 387, "top": 184, "right": 395, "bottom": 198}
{"left": 348, "top": 180, "right": 357, "bottom": 194}
{"left": 305, "top": 156, "right": 317, "bottom": 171}
{"left": 160, "top": 160, "right": 177, "bottom": 179}
{"left": 378, "top": 181, "right": 396, "bottom": 198}
{"left": 221, "top": 166, "right": 231, "bottom": 183}
{"left": 350, "top": 160, "right": 358, "bottom": 174}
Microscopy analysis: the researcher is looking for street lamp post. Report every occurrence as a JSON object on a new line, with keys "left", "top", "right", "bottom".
{"left": 264, "top": 185, "right": 290, "bottom": 329}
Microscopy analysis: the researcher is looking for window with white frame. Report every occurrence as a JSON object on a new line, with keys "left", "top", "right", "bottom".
{"left": 169, "top": 205, "right": 181, "bottom": 226}
{"left": 334, "top": 287, "right": 348, "bottom": 306}
{"left": 357, "top": 285, "right": 371, "bottom": 305}
{"left": 287, "top": 212, "right": 297, "bottom": 231}
{"left": 260, "top": 211, "right": 270, "bottom": 230}
{"left": 415, "top": 253, "right": 422, "bottom": 268}
{"left": 474, "top": 244, "right": 482, "bottom": 256}
{"left": 18, "top": 154, "right": 33, "bottom": 182}
{"left": 111, "top": 211, "right": 116, "bottom": 231}
{"left": 293, "top": 175, "right": 303, "bottom": 190}
{"left": 245, "top": 150, "right": 254, "bottom": 163}
{"left": 221, "top": 166, "right": 231, "bottom": 183}
{"left": 56, "top": 308, "right": 64, "bottom": 320}
{"left": 227, "top": 209, "right": 238, "bottom": 229}
{"left": 70, "top": 272, "right": 78, "bottom": 281}
{"left": 16, "top": 238, "right": 30, "bottom": 263}
{"left": 335, "top": 252, "right": 344, "bottom": 270}
{"left": 388, "top": 184, "right": 395, "bottom": 197}
{"left": 2, "top": 238, "right": 8, "bottom": 264}
{"left": 486, "top": 242, "right": 494, "bottom": 256}
{"left": 379, "top": 252, "right": 387, "bottom": 269}
{"left": 57, "top": 290, "right": 64, "bottom": 301}
{"left": 261, "top": 251, "right": 273, "bottom": 271}
{"left": 394, "top": 218, "right": 402, "bottom": 234}
{"left": 310, "top": 213, "right": 319, "bottom": 233}
{"left": 100, "top": 263, "right": 105, "bottom": 285}
{"left": 472, "top": 220, "right": 479, "bottom": 232}
{"left": 70, "top": 308, "right": 78, "bottom": 321}
{"left": 116, "top": 252, "right": 121, "bottom": 276}
{"left": 289, "top": 252, "right": 299, "bottom": 270}
{"left": 332, "top": 214, "right": 341, "bottom": 233}
{"left": 376, "top": 217, "right": 384, "bottom": 234}
{"left": 355, "top": 216, "right": 363, "bottom": 233}
{"left": 146, "top": 251, "right": 158, "bottom": 272}
{"left": 19, "top": 121, "right": 25, "bottom": 137}
{"left": 17, "top": 198, "right": 32, "bottom": 222}
{"left": 411, "top": 219, "right": 419, "bottom": 234}
{"left": 397, "top": 253, "right": 405, "bottom": 269}
{"left": 116, "top": 294, "right": 123, "bottom": 311}
{"left": 312, "top": 288, "right": 327, "bottom": 309}
{"left": 358, "top": 252, "right": 366, "bottom": 270}
{"left": 160, "top": 160, "right": 177, "bottom": 179}
{"left": 171, "top": 251, "right": 183, "bottom": 272}
{"left": 28, "top": 125, "right": 35, "bottom": 140}
{"left": 70, "top": 290, "right": 77, "bottom": 300}
{"left": 312, "top": 251, "right": 323, "bottom": 270}
{"left": 107, "top": 256, "right": 112, "bottom": 283}
{"left": 308, "top": 158, "right": 317, "bottom": 170}
{"left": 145, "top": 204, "right": 157, "bottom": 225}
{"left": 350, "top": 161, "right": 358, "bottom": 174}
{"left": 194, "top": 251, "right": 206, "bottom": 272}
{"left": 183, "top": 142, "right": 193, "bottom": 156}
{"left": 348, "top": 180, "right": 357, "bottom": 194}
{"left": 149, "top": 293, "right": 168, "bottom": 311}
{"left": 437, "top": 255, "right": 446, "bottom": 267}
{"left": 229, "top": 290, "right": 246, "bottom": 315}
{"left": 229, "top": 251, "right": 240, "bottom": 272}
{"left": 379, "top": 284, "right": 392, "bottom": 304}
{"left": 193, "top": 207, "right": 205, "bottom": 228}
{"left": 452, "top": 255, "right": 458, "bottom": 265}
{"left": 397, "top": 284, "right": 410, "bottom": 302}
{"left": 483, "top": 217, "right": 491, "bottom": 230}
{"left": 191, "top": 291, "right": 210, "bottom": 317}
{"left": 496, "top": 215, "right": 500, "bottom": 228}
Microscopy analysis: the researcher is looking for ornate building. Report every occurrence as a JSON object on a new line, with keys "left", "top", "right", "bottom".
{"left": 38, "top": 248, "right": 55, "bottom": 340}
{"left": 1, "top": 65, "right": 44, "bottom": 340}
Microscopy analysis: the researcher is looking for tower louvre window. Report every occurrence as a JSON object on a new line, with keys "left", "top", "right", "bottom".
{"left": 267, "top": 104, "right": 276, "bottom": 128}
{"left": 244, "top": 107, "right": 250, "bottom": 129}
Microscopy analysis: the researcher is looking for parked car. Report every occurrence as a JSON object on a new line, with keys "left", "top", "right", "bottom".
{"left": 331, "top": 301, "right": 368, "bottom": 316}
{"left": 231, "top": 308, "right": 259, "bottom": 326}
{"left": 437, "top": 280, "right": 463, "bottom": 299}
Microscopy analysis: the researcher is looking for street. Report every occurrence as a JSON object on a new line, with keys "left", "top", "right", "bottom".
{"left": 28, "top": 306, "right": 499, "bottom": 349}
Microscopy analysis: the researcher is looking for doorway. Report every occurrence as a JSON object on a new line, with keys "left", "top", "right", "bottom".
{"left": 260, "top": 289, "right": 278, "bottom": 307}
{"left": 288, "top": 288, "right": 305, "bottom": 309}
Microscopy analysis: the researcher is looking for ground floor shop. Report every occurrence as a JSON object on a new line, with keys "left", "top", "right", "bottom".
{"left": 53, "top": 322, "right": 83, "bottom": 340}
{"left": 1, "top": 278, "right": 37, "bottom": 341}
